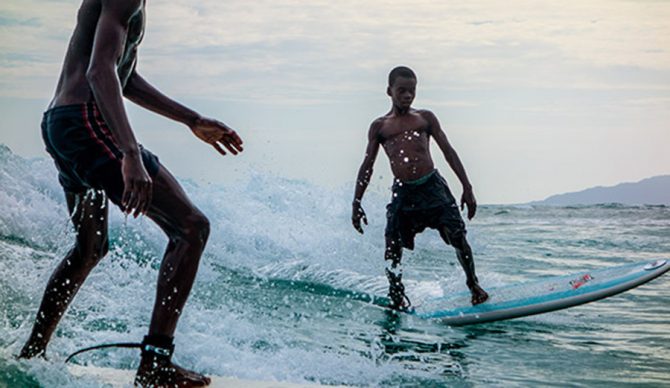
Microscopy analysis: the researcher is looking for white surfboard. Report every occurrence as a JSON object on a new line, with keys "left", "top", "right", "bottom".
{"left": 68, "top": 365, "right": 337, "bottom": 388}
{"left": 411, "top": 259, "right": 670, "bottom": 325}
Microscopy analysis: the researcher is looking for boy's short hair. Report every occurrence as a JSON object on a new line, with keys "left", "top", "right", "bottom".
{"left": 388, "top": 66, "right": 417, "bottom": 86}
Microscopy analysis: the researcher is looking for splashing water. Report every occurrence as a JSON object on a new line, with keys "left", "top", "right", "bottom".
{"left": 0, "top": 145, "right": 669, "bottom": 386}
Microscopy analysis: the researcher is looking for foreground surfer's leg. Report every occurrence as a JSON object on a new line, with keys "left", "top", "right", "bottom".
{"left": 20, "top": 190, "right": 109, "bottom": 358}
{"left": 385, "top": 237, "right": 411, "bottom": 311}
{"left": 438, "top": 228, "right": 488, "bottom": 305}
{"left": 145, "top": 166, "right": 209, "bottom": 336}
{"left": 136, "top": 166, "right": 210, "bottom": 386}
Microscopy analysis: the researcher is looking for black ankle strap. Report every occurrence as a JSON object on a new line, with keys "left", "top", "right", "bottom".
{"left": 141, "top": 335, "right": 174, "bottom": 359}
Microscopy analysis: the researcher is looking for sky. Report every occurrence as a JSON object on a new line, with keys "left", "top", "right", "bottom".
{"left": 1, "top": 0, "right": 669, "bottom": 204}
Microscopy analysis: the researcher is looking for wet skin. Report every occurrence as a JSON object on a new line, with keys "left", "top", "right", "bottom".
{"left": 20, "top": 1, "right": 243, "bottom": 386}
{"left": 352, "top": 76, "right": 489, "bottom": 306}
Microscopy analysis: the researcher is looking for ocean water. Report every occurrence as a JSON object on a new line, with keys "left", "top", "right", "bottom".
{"left": 0, "top": 144, "right": 669, "bottom": 387}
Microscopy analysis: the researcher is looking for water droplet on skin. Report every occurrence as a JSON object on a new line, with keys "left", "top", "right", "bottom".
{"left": 413, "top": 131, "right": 420, "bottom": 137}
{"left": 403, "top": 157, "right": 409, "bottom": 163}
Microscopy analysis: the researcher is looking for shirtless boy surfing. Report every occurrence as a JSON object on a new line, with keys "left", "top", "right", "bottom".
{"left": 352, "top": 66, "right": 488, "bottom": 310}
{"left": 19, "top": 1, "right": 243, "bottom": 386}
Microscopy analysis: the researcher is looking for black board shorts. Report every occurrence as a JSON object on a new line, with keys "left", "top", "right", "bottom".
{"left": 41, "top": 102, "right": 160, "bottom": 205}
{"left": 385, "top": 170, "right": 466, "bottom": 250}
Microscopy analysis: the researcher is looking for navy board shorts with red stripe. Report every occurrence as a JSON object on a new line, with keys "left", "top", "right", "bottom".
{"left": 41, "top": 102, "right": 161, "bottom": 205}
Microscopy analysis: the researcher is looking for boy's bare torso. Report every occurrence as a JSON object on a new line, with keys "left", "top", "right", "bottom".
{"left": 50, "top": 0, "right": 145, "bottom": 109}
{"left": 376, "top": 109, "right": 436, "bottom": 182}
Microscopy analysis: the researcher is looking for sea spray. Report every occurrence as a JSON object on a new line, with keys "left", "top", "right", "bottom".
{"left": 1, "top": 146, "right": 668, "bottom": 386}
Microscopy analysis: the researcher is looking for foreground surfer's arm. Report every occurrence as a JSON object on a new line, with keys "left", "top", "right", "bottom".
{"left": 352, "top": 119, "right": 382, "bottom": 234}
{"left": 124, "top": 71, "right": 244, "bottom": 156}
{"left": 86, "top": 0, "right": 151, "bottom": 216}
{"left": 124, "top": 72, "right": 200, "bottom": 127}
{"left": 423, "top": 110, "right": 477, "bottom": 220}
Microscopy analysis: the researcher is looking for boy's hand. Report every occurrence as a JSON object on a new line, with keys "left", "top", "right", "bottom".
{"left": 461, "top": 187, "right": 477, "bottom": 220}
{"left": 191, "top": 116, "right": 244, "bottom": 156}
{"left": 351, "top": 203, "right": 368, "bottom": 234}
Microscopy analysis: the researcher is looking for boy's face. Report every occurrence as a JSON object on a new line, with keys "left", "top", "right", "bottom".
{"left": 387, "top": 76, "right": 416, "bottom": 109}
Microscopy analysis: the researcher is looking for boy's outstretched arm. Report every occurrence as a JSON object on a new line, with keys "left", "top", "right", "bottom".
{"left": 423, "top": 110, "right": 477, "bottom": 220}
{"left": 352, "top": 120, "right": 382, "bottom": 234}
{"left": 124, "top": 71, "right": 244, "bottom": 156}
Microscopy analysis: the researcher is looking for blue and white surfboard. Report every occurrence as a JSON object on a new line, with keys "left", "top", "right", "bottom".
{"left": 412, "top": 259, "right": 669, "bottom": 325}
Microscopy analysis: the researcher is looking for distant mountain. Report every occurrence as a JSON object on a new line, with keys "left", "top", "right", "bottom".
{"left": 532, "top": 175, "right": 670, "bottom": 206}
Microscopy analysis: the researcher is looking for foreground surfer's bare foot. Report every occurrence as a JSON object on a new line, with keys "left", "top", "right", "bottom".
{"left": 469, "top": 283, "right": 489, "bottom": 305}
{"left": 134, "top": 335, "right": 210, "bottom": 387}
{"left": 135, "top": 358, "right": 211, "bottom": 387}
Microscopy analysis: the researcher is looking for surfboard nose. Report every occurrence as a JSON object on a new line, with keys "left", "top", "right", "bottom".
{"left": 644, "top": 260, "right": 667, "bottom": 270}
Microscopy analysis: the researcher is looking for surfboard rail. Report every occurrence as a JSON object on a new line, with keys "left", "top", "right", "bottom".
{"left": 412, "top": 259, "right": 670, "bottom": 326}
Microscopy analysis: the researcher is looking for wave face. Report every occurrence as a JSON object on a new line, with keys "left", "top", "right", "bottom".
{"left": 1, "top": 144, "right": 669, "bottom": 386}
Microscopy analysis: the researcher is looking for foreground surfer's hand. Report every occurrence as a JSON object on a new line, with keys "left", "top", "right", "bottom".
{"left": 121, "top": 154, "right": 153, "bottom": 217}
{"left": 352, "top": 202, "right": 368, "bottom": 234}
{"left": 191, "top": 116, "right": 244, "bottom": 156}
{"left": 461, "top": 187, "right": 477, "bottom": 220}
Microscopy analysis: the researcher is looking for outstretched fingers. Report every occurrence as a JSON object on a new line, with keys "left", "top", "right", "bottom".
{"left": 227, "top": 131, "right": 244, "bottom": 150}
{"left": 212, "top": 142, "right": 227, "bottom": 156}
{"left": 211, "top": 133, "right": 244, "bottom": 156}
{"left": 219, "top": 139, "right": 238, "bottom": 155}
{"left": 220, "top": 132, "right": 243, "bottom": 154}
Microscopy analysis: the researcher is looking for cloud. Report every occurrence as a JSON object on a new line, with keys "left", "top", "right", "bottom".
{"left": 1, "top": 0, "right": 669, "bottom": 100}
